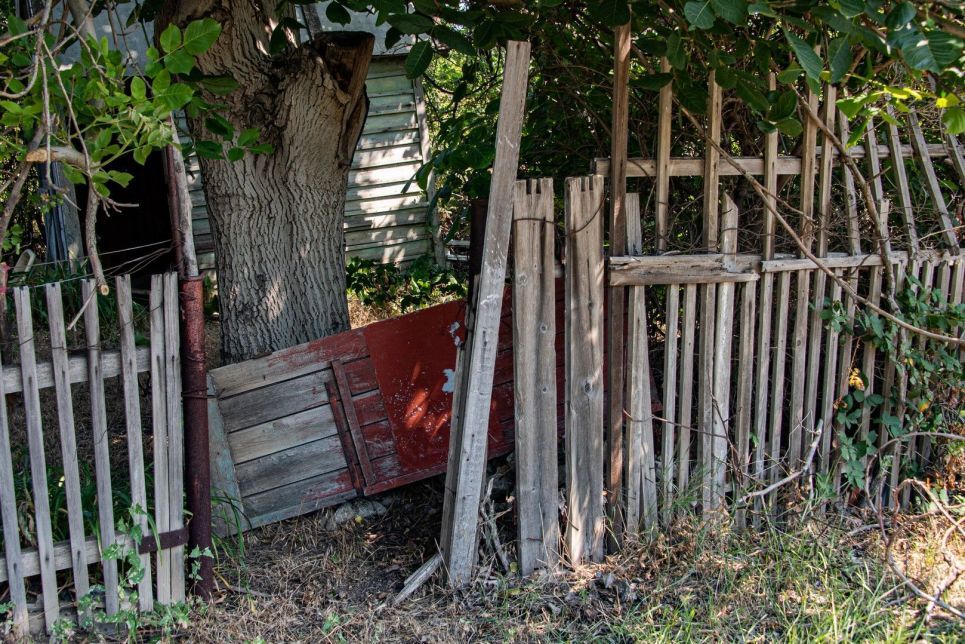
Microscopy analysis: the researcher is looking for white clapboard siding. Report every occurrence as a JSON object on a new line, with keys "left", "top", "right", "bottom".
{"left": 186, "top": 56, "right": 434, "bottom": 271}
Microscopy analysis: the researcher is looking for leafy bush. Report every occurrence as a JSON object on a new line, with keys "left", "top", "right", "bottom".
{"left": 346, "top": 256, "right": 466, "bottom": 313}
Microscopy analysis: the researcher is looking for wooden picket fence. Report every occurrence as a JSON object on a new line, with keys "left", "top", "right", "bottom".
{"left": 0, "top": 273, "right": 185, "bottom": 637}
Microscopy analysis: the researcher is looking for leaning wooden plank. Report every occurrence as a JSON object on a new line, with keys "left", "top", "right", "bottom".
{"left": 626, "top": 285, "right": 658, "bottom": 532}
{"left": 116, "top": 275, "right": 154, "bottom": 611}
{"left": 944, "top": 131, "right": 965, "bottom": 185}
{"left": 908, "top": 110, "right": 959, "bottom": 249}
{"left": 1, "top": 347, "right": 150, "bottom": 394}
{"left": 163, "top": 273, "right": 186, "bottom": 602}
{"left": 884, "top": 106, "right": 918, "bottom": 250}
{"left": 13, "top": 288, "right": 61, "bottom": 631}
{"left": 208, "top": 380, "right": 246, "bottom": 537}
{"left": 607, "top": 22, "right": 631, "bottom": 547}
{"left": 837, "top": 112, "right": 862, "bottom": 255}
{"left": 512, "top": 178, "right": 559, "bottom": 575}
{"left": 564, "top": 175, "right": 606, "bottom": 564}
{"left": 733, "top": 281, "right": 756, "bottom": 529}
{"left": 81, "top": 279, "right": 120, "bottom": 616}
{"left": 45, "top": 283, "right": 90, "bottom": 603}
{"left": 0, "top": 334, "right": 28, "bottom": 633}
{"left": 440, "top": 41, "right": 530, "bottom": 587}
{"left": 706, "top": 196, "right": 738, "bottom": 513}
{"left": 864, "top": 117, "right": 886, "bottom": 209}
{"left": 677, "top": 284, "right": 698, "bottom": 501}
{"left": 150, "top": 274, "right": 171, "bottom": 603}
{"left": 815, "top": 85, "right": 838, "bottom": 255}
{"left": 768, "top": 271, "right": 792, "bottom": 507}
{"left": 655, "top": 57, "right": 673, "bottom": 252}
{"left": 660, "top": 284, "right": 680, "bottom": 527}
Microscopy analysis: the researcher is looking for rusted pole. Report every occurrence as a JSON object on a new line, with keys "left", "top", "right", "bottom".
{"left": 163, "top": 117, "right": 212, "bottom": 599}
{"left": 607, "top": 21, "right": 631, "bottom": 549}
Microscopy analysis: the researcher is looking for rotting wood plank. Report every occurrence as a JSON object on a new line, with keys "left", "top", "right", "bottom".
{"left": 512, "top": 178, "right": 559, "bottom": 575}
{"left": 908, "top": 110, "right": 959, "bottom": 250}
{"left": 751, "top": 273, "right": 774, "bottom": 529}
{"left": 0, "top": 533, "right": 139, "bottom": 584}
{"left": 0, "top": 347, "right": 149, "bottom": 394}
{"left": 607, "top": 22, "right": 631, "bottom": 549}
{"left": 564, "top": 175, "right": 606, "bottom": 564}
{"left": 767, "top": 271, "right": 791, "bottom": 509}
{"left": 44, "top": 283, "right": 90, "bottom": 602}
{"left": 163, "top": 273, "right": 185, "bottom": 602}
{"left": 885, "top": 106, "right": 918, "bottom": 250}
{"left": 116, "top": 275, "right": 153, "bottom": 611}
{"left": 655, "top": 57, "right": 672, "bottom": 252}
{"left": 858, "top": 267, "right": 883, "bottom": 470}
{"left": 150, "top": 275, "right": 171, "bottom": 603}
{"left": 235, "top": 434, "right": 347, "bottom": 497}
{"left": 702, "top": 72, "right": 722, "bottom": 251}
{"left": 818, "top": 275, "right": 843, "bottom": 513}
{"left": 838, "top": 112, "right": 862, "bottom": 255}
{"left": 944, "top": 131, "right": 965, "bottom": 185}
{"left": 440, "top": 41, "right": 530, "bottom": 587}
{"left": 733, "top": 281, "right": 756, "bottom": 529}
{"left": 81, "top": 280, "right": 120, "bottom": 617}
{"left": 0, "top": 308, "right": 28, "bottom": 634}
{"left": 832, "top": 273, "right": 859, "bottom": 500}
{"left": 227, "top": 406, "right": 338, "bottom": 464}
{"left": 333, "top": 359, "right": 377, "bottom": 487}
{"left": 762, "top": 74, "right": 778, "bottom": 261}
{"left": 677, "top": 284, "right": 697, "bottom": 503}
{"left": 626, "top": 285, "right": 657, "bottom": 532}
{"left": 661, "top": 284, "right": 680, "bottom": 527}
{"left": 208, "top": 380, "right": 246, "bottom": 537}
{"left": 864, "top": 118, "right": 886, "bottom": 209}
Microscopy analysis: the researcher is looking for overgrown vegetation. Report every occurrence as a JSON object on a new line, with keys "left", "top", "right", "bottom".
{"left": 346, "top": 256, "right": 466, "bottom": 314}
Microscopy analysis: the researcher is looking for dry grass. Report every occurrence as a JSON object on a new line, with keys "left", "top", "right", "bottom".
{"left": 180, "top": 469, "right": 963, "bottom": 643}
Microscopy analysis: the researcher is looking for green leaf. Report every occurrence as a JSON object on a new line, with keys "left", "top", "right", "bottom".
{"left": 836, "top": 0, "right": 865, "bottom": 19}
{"left": 884, "top": 2, "right": 915, "bottom": 30}
{"left": 108, "top": 170, "right": 134, "bottom": 187}
{"left": 195, "top": 140, "right": 223, "bottom": 159}
{"left": 710, "top": 0, "right": 746, "bottom": 25}
{"left": 183, "top": 19, "right": 222, "bottom": 56}
{"left": 736, "top": 79, "right": 769, "bottom": 113}
{"left": 432, "top": 25, "right": 474, "bottom": 55}
{"left": 926, "top": 30, "right": 963, "bottom": 69}
{"left": 326, "top": 2, "right": 353, "bottom": 25}
{"left": 828, "top": 37, "right": 852, "bottom": 83}
{"left": 385, "top": 27, "right": 404, "bottom": 50}
{"left": 404, "top": 40, "right": 433, "bottom": 79}
{"left": 130, "top": 76, "right": 147, "bottom": 101}
{"left": 635, "top": 73, "right": 673, "bottom": 90}
{"left": 200, "top": 75, "right": 239, "bottom": 95}
{"left": 785, "top": 31, "right": 823, "bottom": 79}
{"left": 238, "top": 128, "right": 260, "bottom": 147}
{"left": 684, "top": 0, "right": 716, "bottom": 29}
{"left": 388, "top": 13, "right": 435, "bottom": 35}
{"left": 205, "top": 114, "right": 234, "bottom": 138}
{"left": 227, "top": 147, "right": 245, "bottom": 162}
{"left": 588, "top": 0, "right": 631, "bottom": 27}
{"left": 666, "top": 32, "right": 686, "bottom": 69}
{"left": 164, "top": 49, "right": 196, "bottom": 75}
{"left": 942, "top": 107, "right": 965, "bottom": 135}
{"left": 769, "top": 91, "right": 797, "bottom": 120}
{"left": 152, "top": 69, "right": 171, "bottom": 92}
{"left": 777, "top": 63, "right": 803, "bottom": 84}
{"left": 159, "top": 24, "right": 182, "bottom": 54}
{"left": 776, "top": 118, "right": 802, "bottom": 136}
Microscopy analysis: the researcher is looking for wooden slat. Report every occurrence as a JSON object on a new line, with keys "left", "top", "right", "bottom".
{"left": 751, "top": 271, "right": 774, "bottom": 528}
{"left": 228, "top": 405, "right": 337, "bottom": 464}
{"left": 0, "top": 533, "right": 138, "bottom": 584}
{"left": 864, "top": 118, "right": 886, "bottom": 209}
{"left": 908, "top": 110, "right": 959, "bottom": 249}
{"left": 733, "top": 281, "right": 755, "bottom": 529}
{"left": 116, "top": 275, "right": 153, "bottom": 610}
{"left": 660, "top": 284, "right": 679, "bottom": 527}
{"left": 885, "top": 107, "right": 918, "bottom": 250}
{"left": 207, "top": 381, "right": 246, "bottom": 537}
{"left": 838, "top": 112, "right": 862, "bottom": 255}
{"left": 512, "top": 178, "right": 559, "bottom": 575}
{"left": 235, "top": 434, "right": 347, "bottom": 497}
{"left": 332, "top": 359, "right": 376, "bottom": 487}
{"left": 163, "top": 273, "right": 185, "bottom": 602}
{"left": 832, "top": 274, "right": 859, "bottom": 500}
{"left": 858, "top": 267, "right": 883, "bottom": 468}
{"left": 564, "top": 175, "right": 606, "bottom": 564}
{"left": 655, "top": 57, "right": 673, "bottom": 252}
{"left": 767, "top": 271, "right": 792, "bottom": 506}
{"left": 762, "top": 74, "right": 778, "bottom": 260}
{"left": 150, "top": 275, "right": 171, "bottom": 603}
{"left": 81, "top": 280, "right": 120, "bottom": 616}
{"left": 0, "top": 329, "right": 28, "bottom": 634}
{"left": 818, "top": 276, "right": 843, "bottom": 498}
{"left": 440, "top": 41, "right": 530, "bottom": 587}
{"left": 626, "top": 285, "right": 657, "bottom": 531}
{"left": 676, "top": 284, "right": 697, "bottom": 501}
{"left": 44, "top": 283, "right": 90, "bottom": 602}
{"left": 702, "top": 72, "right": 722, "bottom": 251}
{"left": 1, "top": 346, "right": 150, "bottom": 394}
{"left": 944, "top": 132, "right": 965, "bottom": 185}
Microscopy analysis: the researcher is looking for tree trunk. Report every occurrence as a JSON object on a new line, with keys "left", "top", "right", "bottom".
{"left": 160, "top": 0, "right": 373, "bottom": 363}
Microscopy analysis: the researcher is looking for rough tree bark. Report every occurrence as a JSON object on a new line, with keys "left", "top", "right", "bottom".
{"left": 159, "top": 0, "right": 373, "bottom": 363}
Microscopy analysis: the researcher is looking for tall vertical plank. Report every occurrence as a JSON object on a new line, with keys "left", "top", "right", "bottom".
{"left": 832, "top": 272, "right": 859, "bottom": 500}
{"left": 14, "top": 288, "right": 61, "bottom": 631}
{"left": 626, "top": 286, "right": 658, "bottom": 531}
{"left": 82, "top": 279, "right": 120, "bottom": 615}
{"left": 858, "top": 267, "right": 883, "bottom": 467}
{"left": 655, "top": 57, "right": 673, "bottom": 252}
{"left": 884, "top": 107, "right": 918, "bottom": 250}
{"left": 768, "top": 271, "right": 791, "bottom": 507}
{"left": 564, "top": 175, "right": 606, "bottom": 564}
{"left": 45, "top": 283, "right": 90, "bottom": 601}
{"left": 908, "top": 110, "right": 959, "bottom": 249}
{"left": 660, "top": 284, "right": 679, "bottom": 526}
{"left": 150, "top": 274, "right": 171, "bottom": 603}
{"left": 607, "top": 23, "right": 631, "bottom": 548}
{"left": 677, "top": 284, "right": 698, "bottom": 500}
{"left": 733, "top": 281, "right": 756, "bottom": 529}
{"left": 116, "top": 275, "right": 154, "bottom": 610}
{"left": 702, "top": 72, "right": 722, "bottom": 251}
{"left": 818, "top": 277, "right": 843, "bottom": 492}
{"left": 761, "top": 74, "right": 778, "bottom": 261}
{"left": 864, "top": 118, "right": 886, "bottom": 209}
{"left": 0, "top": 340, "right": 28, "bottom": 634}
{"left": 441, "top": 41, "right": 530, "bottom": 586}
{"left": 512, "top": 179, "right": 559, "bottom": 575}
{"left": 163, "top": 273, "right": 185, "bottom": 601}
{"left": 837, "top": 112, "right": 862, "bottom": 255}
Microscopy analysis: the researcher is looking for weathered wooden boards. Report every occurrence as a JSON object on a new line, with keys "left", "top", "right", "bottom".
{"left": 0, "top": 274, "right": 184, "bottom": 636}
{"left": 511, "top": 178, "right": 560, "bottom": 575}
{"left": 564, "top": 175, "right": 607, "bottom": 563}
{"left": 441, "top": 40, "right": 531, "bottom": 587}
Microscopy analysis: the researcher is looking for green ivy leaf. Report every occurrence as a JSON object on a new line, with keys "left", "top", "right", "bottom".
{"left": 785, "top": 31, "right": 823, "bottom": 80}
{"left": 684, "top": 0, "right": 716, "bottom": 29}
{"left": 404, "top": 40, "right": 433, "bottom": 79}
{"left": 227, "top": 146, "right": 245, "bottom": 161}
{"left": 836, "top": 0, "right": 865, "bottom": 19}
{"left": 238, "top": 128, "right": 260, "bottom": 147}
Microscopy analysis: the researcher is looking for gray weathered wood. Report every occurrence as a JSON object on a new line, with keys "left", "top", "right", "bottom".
{"left": 908, "top": 110, "right": 959, "bottom": 250}
{"left": 762, "top": 74, "right": 778, "bottom": 260}
{"left": 864, "top": 118, "right": 886, "bottom": 208}
{"left": 655, "top": 57, "right": 672, "bottom": 252}
{"left": 81, "top": 279, "right": 120, "bottom": 616}
{"left": 884, "top": 107, "right": 918, "bottom": 250}
{"left": 858, "top": 267, "right": 883, "bottom": 468}
{"left": 512, "top": 178, "right": 559, "bottom": 575}
{"left": 0, "top": 334, "right": 28, "bottom": 633}
{"left": 837, "top": 112, "right": 862, "bottom": 255}
{"left": 150, "top": 275, "right": 171, "bottom": 603}
{"left": 207, "top": 379, "right": 246, "bottom": 537}
{"left": 163, "top": 273, "right": 185, "bottom": 602}
{"left": 116, "top": 275, "right": 154, "bottom": 610}
{"left": 564, "top": 175, "right": 606, "bottom": 564}
{"left": 441, "top": 41, "right": 530, "bottom": 586}
{"left": 660, "top": 284, "right": 679, "bottom": 526}
{"left": 832, "top": 274, "right": 859, "bottom": 500}
{"left": 44, "top": 283, "right": 90, "bottom": 603}
{"left": 819, "top": 276, "right": 843, "bottom": 491}
{"left": 768, "top": 271, "right": 791, "bottom": 506}
{"left": 626, "top": 285, "right": 657, "bottom": 532}
{"left": 677, "top": 284, "right": 697, "bottom": 500}
{"left": 733, "top": 281, "right": 756, "bottom": 529}
{"left": 702, "top": 72, "right": 722, "bottom": 251}
{"left": 1, "top": 346, "right": 149, "bottom": 394}
{"left": 751, "top": 271, "right": 774, "bottom": 528}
